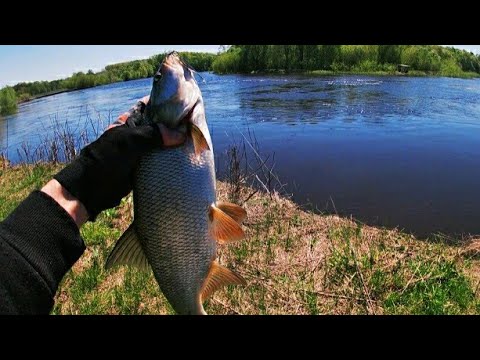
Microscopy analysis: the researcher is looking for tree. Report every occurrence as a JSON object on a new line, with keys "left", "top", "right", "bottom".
{"left": 0, "top": 87, "right": 18, "bottom": 116}
{"left": 378, "top": 45, "right": 401, "bottom": 64}
{"left": 319, "top": 45, "right": 340, "bottom": 70}
{"left": 283, "top": 45, "right": 295, "bottom": 72}
{"left": 303, "top": 45, "right": 320, "bottom": 70}
{"left": 296, "top": 45, "right": 305, "bottom": 70}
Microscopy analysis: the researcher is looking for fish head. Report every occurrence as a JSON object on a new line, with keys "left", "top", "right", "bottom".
{"left": 146, "top": 52, "right": 200, "bottom": 128}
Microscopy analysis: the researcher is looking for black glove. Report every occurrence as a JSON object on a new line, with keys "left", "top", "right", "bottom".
{"left": 54, "top": 124, "right": 163, "bottom": 221}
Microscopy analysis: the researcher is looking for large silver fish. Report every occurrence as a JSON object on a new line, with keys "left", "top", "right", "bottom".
{"left": 106, "top": 52, "right": 247, "bottom": 315}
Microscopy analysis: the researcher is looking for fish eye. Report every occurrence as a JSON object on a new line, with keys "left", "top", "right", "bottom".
{"left": 154, "top": 73, "right": 162, "bottom": 82}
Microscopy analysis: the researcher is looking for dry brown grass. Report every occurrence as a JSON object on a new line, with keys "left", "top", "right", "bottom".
{"left": 206, "top": 183, "right": 480, "bottom": 315}
{"left": 0, "top": 154, "right": 9, "bottom": 170}
{"left": 2, "top": 163, "right": 480, "bottom": 315}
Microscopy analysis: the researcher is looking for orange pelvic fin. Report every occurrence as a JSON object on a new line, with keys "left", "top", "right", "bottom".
{"left": 209, "top": 205, "right": 245, "bottom": 244}
{"left": 216, "top": 201, "right": 247, "bottom": 224}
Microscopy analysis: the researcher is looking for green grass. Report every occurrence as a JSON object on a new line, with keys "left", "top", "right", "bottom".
{"left": 325, "top": 224, "right": 480, "bottom": 314}
{"left": 2, "top": 163, "right": 480, "bottom": 314}
{"left": 0, "top": 164, "right": 60, "bottom": 218}
{"left": 384, "top": 259, "right": 475, "bottom": 315}
{"left": 307, "top": 69, "right": 479, "bottom": 79}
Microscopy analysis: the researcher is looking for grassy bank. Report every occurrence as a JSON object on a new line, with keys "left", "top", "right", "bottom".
{"left": 1, "top": 162, "right": 479, "bottom": 314}
{"left": 245, "top": 69, "right": 480, "bottom": 79}
{"left": 307, "top": 69, "right": 480, "bottom": 79}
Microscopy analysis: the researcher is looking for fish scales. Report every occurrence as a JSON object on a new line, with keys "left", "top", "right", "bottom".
{"left": 134, "top": 140, "right": 216, "bottom": 313}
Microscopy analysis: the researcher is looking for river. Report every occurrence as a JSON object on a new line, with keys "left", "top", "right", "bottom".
{"left": 2, "top": 73, "right": 480, "bottom": 237}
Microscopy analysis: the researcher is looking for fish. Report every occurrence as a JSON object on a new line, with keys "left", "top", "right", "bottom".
{"left": 105, "top": 52, "right": 247, "bottom": 315}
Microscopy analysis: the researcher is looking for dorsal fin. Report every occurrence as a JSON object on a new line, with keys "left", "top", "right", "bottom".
{"left": 209, "top": 205, "right": 245, "bottom": 244}
{"left": 200, "top": 261, "right": 246, "bottom": 302}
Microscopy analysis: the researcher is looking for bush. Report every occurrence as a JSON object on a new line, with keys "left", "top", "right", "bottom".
{"left": 440, "top": 58, "right": 464, "bottom": 77}
{"left": 352, "top": 59, "right": 380, "bottom": 72}
{"left": 0, "top": 87, "right": 17, "bottom": 116}
{"left": 212, "top": 47, "right": 242, "bottom": 74}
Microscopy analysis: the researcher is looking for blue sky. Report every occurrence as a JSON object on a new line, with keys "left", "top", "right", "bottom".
{"left": 0, "top": 45, "right": 478, "bottom": 88}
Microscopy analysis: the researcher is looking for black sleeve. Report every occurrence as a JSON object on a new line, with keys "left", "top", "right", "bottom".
{"left": 0, "top": 191, "right": 86, "bottom": 314}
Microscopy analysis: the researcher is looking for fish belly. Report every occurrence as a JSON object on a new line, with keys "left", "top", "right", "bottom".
{"left": 133, "top": 141, "right": 217, "bottom": 314}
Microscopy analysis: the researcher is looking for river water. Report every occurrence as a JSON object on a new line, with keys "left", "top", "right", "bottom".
{"left": 2, "top": 73, "right": 480, "bottom": 237}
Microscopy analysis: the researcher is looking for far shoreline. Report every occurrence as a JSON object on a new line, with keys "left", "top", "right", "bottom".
{"left": 215, "top": 69, "right": 480, "bottom": 79}
{"left": 15, "top": 69, "right": 480, "bottom": 106}
{"left": 18, "top": 89, "right": 75, "bottom": 104}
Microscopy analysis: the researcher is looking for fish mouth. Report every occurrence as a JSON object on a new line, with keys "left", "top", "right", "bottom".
{"left": 155, "top": 52, "right": 181, "bottom": 76}
{"left": 163, "top": 51, "right": 199, "bottom": 78}
{"left": 163, "top": 51, "right": 181, "bottom": 67}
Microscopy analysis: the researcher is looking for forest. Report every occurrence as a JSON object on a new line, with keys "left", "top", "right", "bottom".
{"left": 212, "top": 45, "right": 480, "bottom": 77}
{"left": 6, "top": 51, "right": 216, "bottom": 109}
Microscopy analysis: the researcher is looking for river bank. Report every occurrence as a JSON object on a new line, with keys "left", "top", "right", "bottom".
{"left": 217, "top": 68, "right": 480, "bottom": 79}
{"left": 1, "top": 162, "right": 479, "bottom": 314}
{"left": 12, "top": 67, "right": 480, "bottom": 107}
{"left": 17, "top": 88, "right": 76, "bottom": 104}
{"left": 308, "top": 69, "right": 480, "bottom": 78}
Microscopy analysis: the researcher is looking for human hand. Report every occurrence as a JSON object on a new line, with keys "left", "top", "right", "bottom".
{"left": 47, "top": 97, "right": 186, "bottom": 224}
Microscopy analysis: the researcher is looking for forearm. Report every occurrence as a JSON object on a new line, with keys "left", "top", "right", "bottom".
{"left": 0, "top": 108, "right": 185, "bottom": 314}
{"left": 0, "top": 191, "right": 86, "bottom": 314}
{"left": 41, "top": 179, "right": 89, "bottom": 228}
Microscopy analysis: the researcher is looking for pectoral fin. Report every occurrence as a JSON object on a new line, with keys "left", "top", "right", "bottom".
{"left": 105, "top": 223, "right": 149, "bottom": 271}
{"left": 200, "top": 261, "right": 247, "bottom": 302}
{"left": 191, "top": 124, "right": 210, "bottom": 156}
{"left": 209, "top": 205, "right": 245, "bottom": 244}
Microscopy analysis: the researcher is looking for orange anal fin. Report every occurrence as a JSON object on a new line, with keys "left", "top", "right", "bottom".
{"left": 200, "top": 261, "right": 246, "bottom": 302}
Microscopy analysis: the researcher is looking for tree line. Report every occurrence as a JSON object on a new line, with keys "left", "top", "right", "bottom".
{"left": 0, "top": 51, "right": 216, "bottom": 116}
{"left": 212, "top": 45, "right": 480, "bottom": 77}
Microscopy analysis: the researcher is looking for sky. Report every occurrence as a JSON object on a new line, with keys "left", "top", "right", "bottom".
{"left": 0, "top": 45, "right": 479, "bottom": 88}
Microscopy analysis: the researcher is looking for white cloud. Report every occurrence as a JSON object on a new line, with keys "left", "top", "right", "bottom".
{"left": 443, "top": 45, "right": 480, "bottom": 54}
